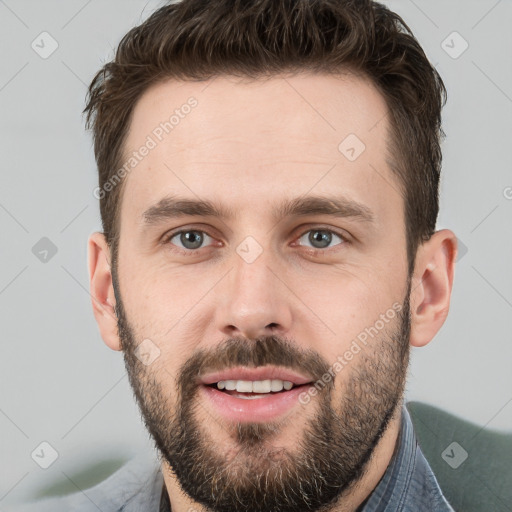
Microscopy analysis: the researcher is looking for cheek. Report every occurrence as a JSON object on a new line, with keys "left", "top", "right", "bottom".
{"left": 117, "top": 257, "right": 182, "bottom": 332}
{"left": 299, "top": 270, "right": 403, "bottom": 362}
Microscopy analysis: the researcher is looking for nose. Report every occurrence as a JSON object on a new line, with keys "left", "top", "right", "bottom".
{"left": 215, "top": 246, "right": 293, "bottom": 341}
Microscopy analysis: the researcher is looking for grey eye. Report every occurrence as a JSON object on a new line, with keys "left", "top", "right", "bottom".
{"left": 297, "top": 229, "right": 344, "bottom": 250}
{"left": 169, "top": 230, "right": 213, "bottom": 251}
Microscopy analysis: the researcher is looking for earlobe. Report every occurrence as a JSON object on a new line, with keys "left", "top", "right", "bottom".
{"left": 409, "top": 229, "right": 457, "bottom": 348}
{"left": 87, "top": 231, "right": 122, "bottom": 351}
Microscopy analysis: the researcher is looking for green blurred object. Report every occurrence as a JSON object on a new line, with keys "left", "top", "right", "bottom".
{"left": 32, "top": 457, "right": 129, "bottom": 500}
{"left": 406, "top": 401, "right": 512, "bottom": 512}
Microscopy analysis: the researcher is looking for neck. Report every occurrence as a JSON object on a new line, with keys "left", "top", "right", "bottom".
{"left": 161, "top": 402, "right": 403, "bottom": 512}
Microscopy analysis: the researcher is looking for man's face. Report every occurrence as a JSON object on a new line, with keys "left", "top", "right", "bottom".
{"left": 113, "top": 73, "right": 412, "bottom": 511}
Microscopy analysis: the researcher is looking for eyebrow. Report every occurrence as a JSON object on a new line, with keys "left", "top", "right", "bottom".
{"left": 141, "top": 194, "right": 375, "bottom": 226}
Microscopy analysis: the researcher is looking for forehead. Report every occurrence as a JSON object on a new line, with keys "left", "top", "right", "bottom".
{"left": 119, "top": 72, "right": 400, "bottom": 230}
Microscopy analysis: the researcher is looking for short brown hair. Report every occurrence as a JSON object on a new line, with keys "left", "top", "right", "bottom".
{"left": 84, "top": 0, "right": 446, "bottom": 274}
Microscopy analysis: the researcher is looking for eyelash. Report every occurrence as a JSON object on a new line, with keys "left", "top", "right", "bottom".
{"left": 162, "top": 226, "right": 350, "bottom": 256}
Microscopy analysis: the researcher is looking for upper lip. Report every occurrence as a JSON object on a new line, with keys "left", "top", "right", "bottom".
{"left": 199, "top": 366, "right": 313, "bottom": 386}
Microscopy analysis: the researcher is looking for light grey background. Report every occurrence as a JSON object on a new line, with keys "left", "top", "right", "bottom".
{"left": 0, "top": 0, "right": 511, "bottom": 507}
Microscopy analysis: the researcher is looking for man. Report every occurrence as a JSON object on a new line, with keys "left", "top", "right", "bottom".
{"left": 15, "top": 0, "right": 458, "bottom": 510}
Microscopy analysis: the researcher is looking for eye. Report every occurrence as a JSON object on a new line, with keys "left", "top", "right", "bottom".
{"left": 162, "top": 226, "right": 348, "bottom": 256}
{"left": 164, "top": 229, "right": 215, "bottom": 253}
{"left": 295, "top": 228, "right": 347, "bottom": 251}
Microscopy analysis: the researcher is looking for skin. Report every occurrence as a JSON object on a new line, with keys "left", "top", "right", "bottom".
{"left": 88, "top": 72, "right": 457, "bottom": 511}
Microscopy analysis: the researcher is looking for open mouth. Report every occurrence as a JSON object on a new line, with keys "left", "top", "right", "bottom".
{"left": 198, "top": 366, "right": 314, "bottom": 420}
{"left": 205, "top": 379, "right": 307, "bottom": 399}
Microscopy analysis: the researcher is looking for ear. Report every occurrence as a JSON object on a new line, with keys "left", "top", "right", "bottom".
{"left": 87, "top": 231, "right": 121, "bottom": 351}
{"left": 409, "top": 229, "right": 458, "bottom": 348}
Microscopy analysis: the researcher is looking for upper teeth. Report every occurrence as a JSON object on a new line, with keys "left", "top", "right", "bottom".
{"left": 217, "top": 379, "right": 294, "bottom": 393}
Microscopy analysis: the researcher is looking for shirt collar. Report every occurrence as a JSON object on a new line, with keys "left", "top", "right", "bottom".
{"left": 357, "top": 403, "right": 416, "bottom": 511}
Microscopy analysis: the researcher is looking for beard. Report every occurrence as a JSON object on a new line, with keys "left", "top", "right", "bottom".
{"left": 112, "top": 265, "right": 411, "bottom": 512}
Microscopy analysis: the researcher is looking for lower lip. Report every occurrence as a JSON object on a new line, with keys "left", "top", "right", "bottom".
{"left": 199, "top": 384, "right": 311, "bottom": 423}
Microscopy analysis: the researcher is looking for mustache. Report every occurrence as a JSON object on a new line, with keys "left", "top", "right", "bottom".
{"left": 177, "top": 335, "right": 332, "bottom": 392}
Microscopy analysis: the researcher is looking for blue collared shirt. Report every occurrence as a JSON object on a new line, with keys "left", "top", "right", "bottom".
{"left": 356, "top": 404, "right": 455, "bottom": 511}
{"left": 9, "top": 403, "right": 454, "bottom": 512}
